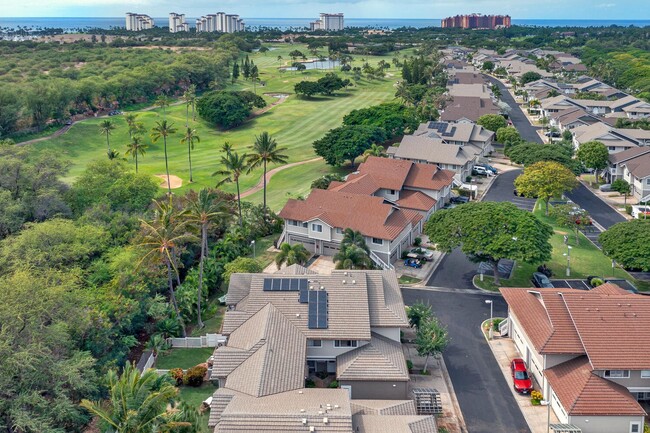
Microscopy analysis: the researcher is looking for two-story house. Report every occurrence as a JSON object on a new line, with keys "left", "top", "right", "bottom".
{"left": 606, "top": 147, "right": 650, "bottom": 184}
{"left": 621, "top": 152, "right": 650, "bottom": 203}
{"left": 207, "top": 267, "right": 438, "bottom": 433}
{"left": 550, "top": 107, "right": 602, "bottom": 131}
{"left": 572, "top": 122, "right": 647, "bottom": 154}
{"left": 278, "top": 157, "right": 454, "bottom": 267}
{"left": 623, "top": 101, "right": 650, "bottom": 119}
{"left": 501, "top": 284, "right": 648, "bottom": 433}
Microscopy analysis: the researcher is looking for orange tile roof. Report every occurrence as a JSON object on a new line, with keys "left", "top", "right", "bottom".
{"left": 396, "top": 190, "right": 437, "bottom": 211}
{"left": 279, "top": 189, "right": 422, "bottom": 241}
{"left": 329, "top": 173, "right": 380, "bottom": 195}
{"left": 545, "top": 356, "right": 646, "bottom": 416}
{"left": 355, "top": 157, "right": 412, "bottom": 190}
{"left": 404, "top": 164, "right": 455, "bottom": 191}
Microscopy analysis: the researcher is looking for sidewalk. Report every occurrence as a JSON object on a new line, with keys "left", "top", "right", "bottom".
{"left": 486, "top": 335, "right": 559, "bottom": 433}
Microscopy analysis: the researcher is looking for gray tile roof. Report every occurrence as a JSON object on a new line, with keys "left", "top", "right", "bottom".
{"left": 225, "top": 274, "right": 252, "bottom": 305}
{"left": 212, "top": 303, "right": 307, "bottom": 397}
{"left": 391, "top": 135, "right": 476, "bottom": 166}
{"left": 352, "top": 415, "right": 437, "bottom": 433}
{"left": 337, "top": 333, "right": 409, "bottom": 382}
{"left": 365, "top": 270, "right": 409, "bottom": 328}
{"left": 351, "top": 400, "right": 417, "bottom": 415}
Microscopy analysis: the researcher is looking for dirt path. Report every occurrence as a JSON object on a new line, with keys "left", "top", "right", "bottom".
{"left": 16, "top": 124, "right": 74, "bottom": 147}
{"left": 252, "top": 93, "right": 289, "bottom": 116}
{"left": 240, "top": 157, "right": 323, "bottom": 198}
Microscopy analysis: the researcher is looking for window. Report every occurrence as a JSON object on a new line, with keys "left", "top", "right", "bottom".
{"left": 608, "top": 146, "right": 617, "bottom": 151}
{"left": 311, "top": 224, "right": 323, "bottom": 232}
{"left": 302, "top": 222, "right": 308, "bottom": 228}
{"left": 335, "top": 228, "right": 343, "bottom": 234}
{"left": 334, "top": 340, "right": 357, "bottom": 348}
{"left": 630, "top": 422, "right": 641, "bottom": 433}
{"left": 641, "top": 370, "right": 650, "bottom": 378}
{"left": 646, "top": 178, "right": 650, "bottom": 185}
{"left": 307, "top": 340, "right": 322, "bottom": 347}
{"left": 389, "top": 189, "right": 396, "bottom": 195}
{"left": 372, "top": 238, "right": 383, "bottom": 245}
{"left": 604, "top": 370, "right": 630, "bottom": 378}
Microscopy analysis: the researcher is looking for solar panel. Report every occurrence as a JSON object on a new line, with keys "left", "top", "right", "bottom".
{"left": 262, "top": 278, "right": 308, "bottom": 292}
{"left": 299, "top": 286, "right": 309, "bottom": 303}
{"left": 307, "top": 290, "right": 328, "bottom": 329}
{"left": 317, "top": 291, "right": 328, "bottom": 329}
{"left": 263, "top": 279, "right": 272, "bottom": 291}
{"left": 308, "top": 292, "right": 318, "bottom": 328}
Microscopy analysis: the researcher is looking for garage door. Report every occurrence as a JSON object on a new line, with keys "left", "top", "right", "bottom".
{"left": 290, "top": 236, "right": 316, "bottom": 253}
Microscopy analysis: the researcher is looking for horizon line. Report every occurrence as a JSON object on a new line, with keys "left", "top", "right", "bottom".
{"left": 2, "top": 16, "right": 650, "bottom": 21}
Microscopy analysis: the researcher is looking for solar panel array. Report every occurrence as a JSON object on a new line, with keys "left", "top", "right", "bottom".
{"left": 262, "top": 278, "right": 308, "bottom": 292}
{"left": 427, "top": 121, "right": 456, "bottom": 137}
{"left": 307, "top": 290, "right": 328, "bottom": 329}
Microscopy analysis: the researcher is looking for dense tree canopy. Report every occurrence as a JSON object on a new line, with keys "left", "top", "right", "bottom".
{"left": 600, "top": 220, "right": 650, "bottom": 271}
{"left": 506, "top": 142, "right": 580, "bottom": 173}
{"left": 576, "top": 141, "right": 609, "bottom": 180}
{"left": 520, "top": 71, "right": 542, "bottom": 85}
{"left": 196, "top": 90, "right": 266, "bottom": 129}
{"left": 424, "top": 202, "right": 553, "bottom": 284}
{"left": 313, "top": 125, "right": 386, "bottom": 168}
{"left": 343, "top": 103, "right": 420, "bottom": 138}
{"left": 514, "top": 161, "right": 578, "bottom": 214}
{"left": 477, "top": 114, "right": 507, "bottom": 132}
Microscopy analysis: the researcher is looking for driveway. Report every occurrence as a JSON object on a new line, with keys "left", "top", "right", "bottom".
{"left": 403, "top": 289, "right": 531, "bottom": 433}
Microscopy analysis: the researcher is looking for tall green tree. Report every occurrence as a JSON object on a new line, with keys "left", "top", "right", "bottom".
{"left": 313, "top": 125, "right": 386, "bottom": 168}
{"left": 334, "top": 244, "right": 374, "bottom": 270}
{"left": 213, "top": 151, "right": 248, "bottom": 226}
{"left": 600, "top": 220, "right": 650, "bottom": 272}
{"left": 415, "top": 316, "right": 449, "bottom": 373}
{"left": 341, "top": 228, "right": 370, "bottom": 253}
{"left": 407, "top": 301, "right": 432, "bottom": 329}
{"left": 477, "top": 114, "right": 507, "bottom": 132}
{"left": 232, "top": 62, "right": 240, "bottom": 84}
{"left": 182, "top": 86, "right": 196, "bottom": 127}
{"left": 611, "top": 179, "right": 631, "bottom": 204}
{"left": 247, "top": 132, "right": 289, "bottom": 210}
{"left": 139, "top": 198, "right": 195, "bottom": 337}
{"left": 362, "top": 144, "right": 386, "bottom": 162}
{"left": 514, "top": 161, "right": 578, "bottom": 215}
{"left": 99, "top": 119, "right": 116, "bottom": 154}
{"left": 424, "top": 202, "right": 553, "bottom": 284}
{"left": 125, "top": 135, "right": 147, "bottom": 173}
{"left": 576, "top": 141, "right": 609, "bottom": 182}
{"left": 156, "top": 94, "right": 171, "bottom": 117}
{"left": 80, "top": 364, "right": 180, "bottom": 433}
{"left": 180, "top": 127, "right": 200, "bottom": 183}
{"left": 150, "top": 120, "right": 178, "bottom": 195}
{"left": 275, "top": 242, "right": 310, "bottom": 269}
{"left": 550, "top": 204, "right": 590, "bottom": 245}
{"left": 183, "top": 188, "right": 231, "bottom": 328}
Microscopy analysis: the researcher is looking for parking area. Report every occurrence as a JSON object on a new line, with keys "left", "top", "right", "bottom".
{"left": 394, "top": 249, "right": 443, "bottom": 282}
{"left": 511, "top": 197, "right": 537, "bottom": 212}
{"left": 550, "top": 279, "right": 591, "bottom": 290}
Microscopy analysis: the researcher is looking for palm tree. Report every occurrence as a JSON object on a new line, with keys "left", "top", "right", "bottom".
{"left": 180, "top": 127, "right": 200, "bottom": 183}
{"left": 156, "top": 94, "right": 170, "bottom": 117}
{"left": 125, "top": 135, "right": 148, "bottom": 173}
{"left": 247, "top": 132, "right": 288, "bottom": 210}
{"left": 107, "top": 149, "right": 120, "bottom": 160}
{"left": 275, "top": 242, "right": 310, "bottom": 269}
{"left": 183, "top": 188, "right": 231, "bottom": 328}
{"left": 334, "top": 244, "right": 373, "bottom": 270}
{"left": 80, "top": 363, "right": 179, "bottom": 433}
{"left": 222, "top": 142, "right": 233, "bottom": 155}
{"left": 99, "top": 119, "right": 115, "bottom": 154}
{"left": 341, "top": 228, "right": 370, "bottom": 253}
{"left": 213, "top": 151, "right": 248, "bottom": 226}
{"left": 362, "top": 143, "right": 386, "bottom": 162}
{"left": 124, "top": 112, "right": 138, "bottom": 138}
{"left": 183, "top": 85, "right": 196, "bottom": 127}
{"left": 139, "top": 198, "right": 195, "bottom": 337}
{"left": 151, "top": 120, "right": 178, "bottom": 195}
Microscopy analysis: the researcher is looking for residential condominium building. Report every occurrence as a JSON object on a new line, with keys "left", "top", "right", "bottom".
{"left": 207, "top": 266, "right": 438, "bottom": 433}
{"left": 196, "top": 12, "right": 244, "bottom": 33}
{"left": 441, "top": 14, "right": 511, "bottom": 29}
{"left": 500, "top": 284, "right": 649, "bottom": 433}
{"left": 125, "top": 13, "right": 154, "bottom": 31}
{"left": 278, "top": 156, "right": 454, "bottom": 268}
{"left": 168, "top": 13, "right": 188, "bottom": 33}
{"left": 310, "top": 13, "right": 345, "bottom": 31}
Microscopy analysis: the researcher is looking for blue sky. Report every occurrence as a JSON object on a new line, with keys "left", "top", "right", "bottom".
{"left": 3, "top": 0, "right": 649, "bottom": 19}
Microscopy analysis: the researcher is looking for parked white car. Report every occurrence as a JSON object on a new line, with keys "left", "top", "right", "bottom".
{"left": 631, "top": 205, "right": 650, "bottom": 219}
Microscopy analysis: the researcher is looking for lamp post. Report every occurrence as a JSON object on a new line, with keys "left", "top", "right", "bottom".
{"left": 251, "top": 240, "right": 256, "bottom": 258}
{"left": 485, "top": 299, "right": 494, "bottom": 339}
{"left": 563, "top": 245, "right": 572, "bottom": 277}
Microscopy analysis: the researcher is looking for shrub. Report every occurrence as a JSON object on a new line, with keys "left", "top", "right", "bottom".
{"left": 328, "top": 380, "right": 339, "bottom": 388}
{"left": 406, "top": 360, "right": 414, "bottom": 371}
{"left": 184, "top": 365, "right": 207, "bottom": 387}
{"left": 626, "top": 205, "right": 633, "bottom": 215}
{"left": 465, "top": 176, "right": 472, "bottom": 182}
{"left": 492, "top": 318, "right": 504, "bottom": 331}
{"left": 414, "top": 237, "right": 422, "bottom": 247}
{"left": 590, "top": 278, "right": 605, "bottom": 287}
{"left": 531, "top": 390, "right": 543, "bottom": 404}
{"left": 169, "top": 368, "right": 184, "bottom": 386}
{"left": 401, "top": 251, "right": 409, "bottom": 259}
{"left": 305, "top": 379, "right": 316, "bottom": 388}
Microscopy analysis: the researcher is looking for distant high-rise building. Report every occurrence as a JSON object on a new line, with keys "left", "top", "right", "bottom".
{"left": 169, "top": 12, "right": 189, "bottom": 33}
{"left": 125, "top": 13, "right": 154, "bottom": 31}
{"left": 441, "top": 14, "right": 511, "bottom": 29}
{"left": 195, "top": 11, "right": 244, "bottom": 33}
{"left": 310, "top": 13, "right": 344, "bottom": 31}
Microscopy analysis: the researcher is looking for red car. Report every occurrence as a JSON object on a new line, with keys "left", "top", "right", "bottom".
{"left": 510, "top": 358, "right": 533, "bottom": 394}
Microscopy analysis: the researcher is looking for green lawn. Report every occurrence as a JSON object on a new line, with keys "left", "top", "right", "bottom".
{"left": 474, "top": 201, "right": 638, "bottom": 291}
{"left": 26, "top": 44, "right": 406, "bottom": 211}
{"left": 189, "top": 305, "right": 226, "bottom": 337}
{"left": 176, "top": 384, "right": 216, "bottom": 433}
{"left": 398, "top": 276, "right": 422, "bottom": 285}
{"left": 156, "top": 347, "right": 213, "bottom": 370}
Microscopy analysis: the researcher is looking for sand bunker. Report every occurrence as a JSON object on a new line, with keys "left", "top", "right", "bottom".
{"left": 155, "top": 174, "right": 183, "bottom": 189}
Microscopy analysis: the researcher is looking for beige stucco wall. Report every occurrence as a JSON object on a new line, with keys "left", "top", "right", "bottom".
{"left": 340, "top": 380, "right": 408, "bottom": 400}
{"left": 568, "top": 415, "right": 645, "bottom": 433}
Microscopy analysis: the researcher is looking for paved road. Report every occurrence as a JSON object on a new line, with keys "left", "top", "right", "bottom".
{"left": 565, "top": 183, "right": 626, "bottom": 229}
{"left": 483, "top": 75, "right": 542, "bottom": 144}
{"left": 403, "top": 289, "right": 531, "bottom": 433}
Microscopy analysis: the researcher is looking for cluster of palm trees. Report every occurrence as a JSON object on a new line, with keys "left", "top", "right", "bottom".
{"left": 139, "top": 189, "right": 232, "bottom": 335}
{"left": 333, "top": 228, "right": 374, "bottom": 270}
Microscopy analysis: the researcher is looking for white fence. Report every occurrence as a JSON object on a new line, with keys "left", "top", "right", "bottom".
{"left": 167, "top": 333, "right": 227, "bottom": 348}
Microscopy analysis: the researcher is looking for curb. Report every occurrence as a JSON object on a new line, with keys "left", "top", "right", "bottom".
{"left": 577, "top": 179, "right": 631, "bottom": 221}
{"left": 471, "top": 274, "right": 504, "bottom": 294}
{"left": 438, "top": 355, "right": 469, "bottom": 433}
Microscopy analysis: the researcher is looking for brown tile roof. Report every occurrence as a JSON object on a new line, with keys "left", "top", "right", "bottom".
{"left": 329, "top": 173, "right": 380, "bottom": 195}
{"left": 336, "top": 333, "right": 409, "bottom": 382}
{"left": 351, "top": 400, "right": 417, "bottom": 416}
{"left": 279, "top": 189, "right": 422, "bottom": 241}
{"left": 545, "top": 356, "right": 646, "bottom": 416}
{"left": 354, "top": 157, "right": 412, "bottom": 190}
{"left": 608, "top": 146, "right": 650, "bottom": 164}
{"left": 215, "top": 388, "right": 354, "bottom": 433}
{"left": 213, "top": 303, "right": 307, "bottom": 397}
{"left": 396, "top": 190, "right": 437, "bottom": 211}
{"left": 502, "top": 285, "right": 650, "bottom": 369}
{"left": 352, "top": 415, "right": 438, "bottom": 433}
{"left": 404, "top": 164, "right": 455, "bottom": 191}
{"left": 440, "top": 96, "right": 501, "bottom": 122}
{"left": 623, "top": 152, "right": 650, "bottom": 179}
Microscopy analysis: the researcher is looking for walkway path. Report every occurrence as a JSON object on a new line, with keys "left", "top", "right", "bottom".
{"left": 240, "top": 157, "right": 323, "bottom": 198}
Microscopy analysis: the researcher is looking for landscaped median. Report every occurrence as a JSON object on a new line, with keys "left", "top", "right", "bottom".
{"left": 473, "top": 200, "right": 647, "bottom": 292}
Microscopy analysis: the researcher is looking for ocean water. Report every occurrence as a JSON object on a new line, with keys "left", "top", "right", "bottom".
{"left": 1, "top": 17, "right": 649, "bottom": 31}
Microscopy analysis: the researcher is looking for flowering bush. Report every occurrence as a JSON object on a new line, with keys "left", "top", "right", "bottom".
{"left": 531, "top": 390, "right": 543, "bottom": 404}
{"left": 169, "top": 368, "right": 184, "bottom": 386}
{"left": 184, "top": 365, "right": 207, "bottom": 387}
